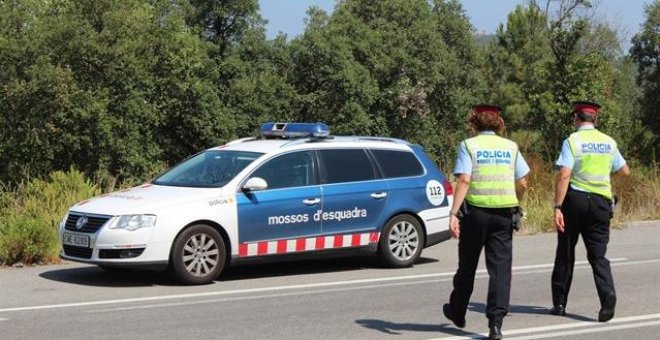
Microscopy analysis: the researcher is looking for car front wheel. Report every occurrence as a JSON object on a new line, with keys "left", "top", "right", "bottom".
{"left": 169, "top": 224, "right": 226, "bottom": 285}
{"left": 378, "top": 214, "right": 424, "bottom": 267}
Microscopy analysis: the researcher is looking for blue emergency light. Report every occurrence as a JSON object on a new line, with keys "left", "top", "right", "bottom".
{"left": 260, "top": 122, "right": 330, "bottom": 139}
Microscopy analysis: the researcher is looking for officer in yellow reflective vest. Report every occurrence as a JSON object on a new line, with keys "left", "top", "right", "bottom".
{"left": 443, "top": 104, "right": 529, "bottom": 340}
{"left": 550, "top": 101, "right": 630, "bottom": 322}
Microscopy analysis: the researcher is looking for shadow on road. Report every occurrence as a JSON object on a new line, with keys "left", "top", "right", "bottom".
{"left": 354, "top": 301, "right": 597, "bottom": 338}
{"left": 220, "top": 255, "right": 437, "bottom": 281}
{"left": 468, "top": 302, "right": 598, "bottom": 322}
{"left": 38, "top": 256, "right": 438, "bottom": 287}
{"left": 39, "top": 266, "right": 175, "bottom": 287}
{"left": 355, "top": 318, "right": 483, "bottom": 338}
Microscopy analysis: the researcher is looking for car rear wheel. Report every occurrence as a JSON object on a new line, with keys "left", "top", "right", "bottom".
{"left": 169, "top": 224, "right": 226, "bottom": 285}
{"left": 378, "top": 214, "right": 424, "bottom": 267}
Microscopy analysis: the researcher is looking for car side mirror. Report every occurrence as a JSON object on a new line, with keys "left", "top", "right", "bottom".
{"left": 242, "top": 177, "right": 268, "bottom": 192}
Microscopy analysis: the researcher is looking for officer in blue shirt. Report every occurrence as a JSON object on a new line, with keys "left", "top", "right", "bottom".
{"left": 453, "top": 136, "right": 530, "bottom": 180}
{"left": 443, "top": 104, "right": 529, "bottom": 340}
{"left": 550, "top": 101, "right": 630, "bottom": 322}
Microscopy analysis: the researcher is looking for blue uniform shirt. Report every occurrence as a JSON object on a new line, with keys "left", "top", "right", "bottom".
{"left": 555, "top": 125, "right": 626, "bottom": 191}
{"left": 453, "top": 131, "right": 530, "bottom": 180}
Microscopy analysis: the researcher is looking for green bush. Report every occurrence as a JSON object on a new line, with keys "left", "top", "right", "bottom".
{"left": 0, "top": 169, "right": 100, "bottom": 265}
{"left": 0, "top": 216, "right": 58, "bottom": 265}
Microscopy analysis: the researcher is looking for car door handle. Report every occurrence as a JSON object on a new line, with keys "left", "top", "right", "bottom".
{"left": 370, "top": 192, "right": 387, "bottom": 199}
{"left": 302, "top": 198, "right": 321, "bottom": 205}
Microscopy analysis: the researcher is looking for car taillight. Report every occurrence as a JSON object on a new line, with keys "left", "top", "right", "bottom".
{"left": 443, "top": 178, "right": 453, "bottom": 196}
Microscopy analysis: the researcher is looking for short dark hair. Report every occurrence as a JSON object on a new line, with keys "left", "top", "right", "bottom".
{"left": 575, "top": 112, "right": 596, "bottom": 123}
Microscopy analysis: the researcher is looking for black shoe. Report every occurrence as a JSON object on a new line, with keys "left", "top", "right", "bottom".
{"left": 550, "top": 304, "right": 566, "bottom": 316}
{"left": 442, "top": 303, "right": 465, "bottom": 328}
{"left": 488, "top": 325, "right": 503, "bottom": 340}
{"left": 598, "top": 294, "right": 616, "bottom": 322}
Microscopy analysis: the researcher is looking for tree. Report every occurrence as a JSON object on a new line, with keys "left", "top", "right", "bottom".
{"left": 481, "top": 0, "right": 640, "bottom": 159}
{"left": 289, "top": 0, "right": 484, "bottom": 166}
{"left": 0, "top": 0, "right": 230, "bottom": 185}
{"left": 631, "top": 0, "right": 660, "bottom": 157}
{"left": 150, "top": 0, "right": 236, "bottom": 165}
{"left": 185, "top": 0, "right": 298, "bottom": 138}
{"left": 186, "top": 0, "right": 262, "bottom": 58}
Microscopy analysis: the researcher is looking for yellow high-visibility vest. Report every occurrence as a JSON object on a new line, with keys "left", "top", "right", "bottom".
{"left": 568, "top": 129, "right": 616, "bottom": 199}
{"left": 464, "top": 134, "right": 519, "bottom": 208}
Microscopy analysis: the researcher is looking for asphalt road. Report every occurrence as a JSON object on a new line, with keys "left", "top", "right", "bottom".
{"left": 1, "top": 222, "right": 659, "bottom": 340}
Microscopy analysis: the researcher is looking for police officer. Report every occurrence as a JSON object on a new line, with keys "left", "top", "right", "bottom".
{"left": 550, "top": 101, "right": 630, "bottom": 322}
{"left": 443, "top": 104, "right": 529, "bottom": 340}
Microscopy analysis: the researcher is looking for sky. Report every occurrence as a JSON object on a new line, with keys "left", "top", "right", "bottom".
{"left": 258, "top": 0, "right": 648, "bottom": 50}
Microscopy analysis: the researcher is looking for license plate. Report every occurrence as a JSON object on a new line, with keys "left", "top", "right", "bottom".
{"left": 63, "top": 233, "right": 90, "bottom": 248}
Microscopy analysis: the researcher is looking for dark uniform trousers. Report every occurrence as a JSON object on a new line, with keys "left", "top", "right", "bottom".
{"left": 551, "top": 188, "right": 616, "bottom": 308}
{"left": 449, "top": 205, "right": 513, "bottom": 327}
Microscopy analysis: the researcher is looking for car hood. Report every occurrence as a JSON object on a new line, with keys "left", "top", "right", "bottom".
{"left": 69, "top": 184, "right": 224, "bottom": 216}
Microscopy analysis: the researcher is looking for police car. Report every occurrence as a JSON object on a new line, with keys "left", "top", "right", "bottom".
{"left": 60, "top": 123, "right": 453, "bottom": 284}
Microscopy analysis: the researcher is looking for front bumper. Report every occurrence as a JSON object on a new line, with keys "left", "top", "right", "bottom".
{"left": 59, "top": 217, "right": 171, "bottom": 266}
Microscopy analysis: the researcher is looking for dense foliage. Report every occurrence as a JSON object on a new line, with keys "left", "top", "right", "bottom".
{"left": 0, "top": 0, "right": 657, "bottom": 185}
{"left": 482, "top": 1, "right": 650, "bottom": 159}
{"left": 631, "top": 0, "right": 660, "bottom": 161}
{"left": 1, "top": 0, "right": 659, "bottom": 265}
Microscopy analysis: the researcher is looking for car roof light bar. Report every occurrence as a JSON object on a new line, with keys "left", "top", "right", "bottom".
{"left": 260, "top": 122, "right": 330, "bottom": 139}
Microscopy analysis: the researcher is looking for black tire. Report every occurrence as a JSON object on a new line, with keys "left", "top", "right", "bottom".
{"left": 378, "top": 214, "right": 424, "bottom": 267}
{"left": 168, "top": 224, "right": 226, "bottom": 285}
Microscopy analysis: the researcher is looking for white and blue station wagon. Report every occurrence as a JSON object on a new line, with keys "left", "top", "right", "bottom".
{"left": 60, "top": 123, "right": 453, "bottom": 284}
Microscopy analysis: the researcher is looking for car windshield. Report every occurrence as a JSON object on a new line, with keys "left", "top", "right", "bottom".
{"left": 153, "top": 150, "right": 263, "bottom": 188}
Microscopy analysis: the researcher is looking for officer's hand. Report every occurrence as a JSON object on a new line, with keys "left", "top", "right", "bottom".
{"left": 554, "top": 209, "right": 565, "bottom": 233}
{"left": 449, "top": 215, "right": 460, "bottom": 239}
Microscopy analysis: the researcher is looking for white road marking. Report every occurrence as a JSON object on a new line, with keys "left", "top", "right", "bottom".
{"left": 0, "top": 257, "right": 652, "bottom": 314}
{"left": 0, "top": 273, "right": 445, "bottom": 313}
{"left": 510, "top": 258, "right": 626, "bottom": 271}
{"left": 88, "top": 278, "right": 444, "bottom": 313}
{"left": 430, "top": 313, "right": 660, "bottom": 339}
{"left": 0, "top": 318, "right": 8, "bottom": 321}
{"left": 507, "top": 320, "right": 660, "bottom": 339}
{"left": 83, "top": 258, "right": 656, "bottom": 313}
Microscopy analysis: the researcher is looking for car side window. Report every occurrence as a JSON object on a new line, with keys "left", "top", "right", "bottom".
{"left": 371, "top": 149, "right": 424, "bottom": 178}
{"left": 251, "top": 151, "right": 315, "bottom": 189}
{"left": 319, "top": 149, "right": 377, "bottom": 184}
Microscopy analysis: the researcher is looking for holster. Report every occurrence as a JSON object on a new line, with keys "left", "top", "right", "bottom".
{"left": 609, "top": 194, "right": 618, "bottom": 219}
{"left": 457, "top": 201, "right": 469, "bottom": 221}
{"left": 510, "top": 206, "right": 523, "bottom": 231}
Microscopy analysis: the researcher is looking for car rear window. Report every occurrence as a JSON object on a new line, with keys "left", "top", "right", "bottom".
{"left": 319, "top": 149, "right": 377, "bottom": 184}
{"left": 371, "top": 149, "right": 424, "bottom": 178}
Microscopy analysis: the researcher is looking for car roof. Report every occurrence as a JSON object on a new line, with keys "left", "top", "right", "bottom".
{"left": 211, "top": 136, "right": 414, "bottom": 154}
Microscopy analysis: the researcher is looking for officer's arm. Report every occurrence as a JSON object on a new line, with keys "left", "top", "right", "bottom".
{"left": 450, "top": 174, "right": 470, "bottom": 216}
{"left": 554, "top": 166, "right": 571, "bottom": 206}
{"left": 615, "top": 164, "right": 630, "bottom": 176}
{"left": 513, "top": 150, "right": 529, "bottom": 202}
{"left": 515, "top": 176, "right": 528, "bottom": 202}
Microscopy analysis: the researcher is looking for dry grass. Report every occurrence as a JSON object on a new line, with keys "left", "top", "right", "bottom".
{"left": 518, "top": 155, "right": 556, "bottom": 234}
{"left": 1, "top": 162, "right": 658, "bottom": 265}
{"left": 518, "top": 156, "right": 660, "bottom": 234}
{"left": 611, "top": 164, "right": 660, "bottom": 225}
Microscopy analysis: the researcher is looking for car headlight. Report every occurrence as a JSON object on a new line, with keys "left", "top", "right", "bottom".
{"left": 111, "top": 215, "right": 157, "bottom": 231}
